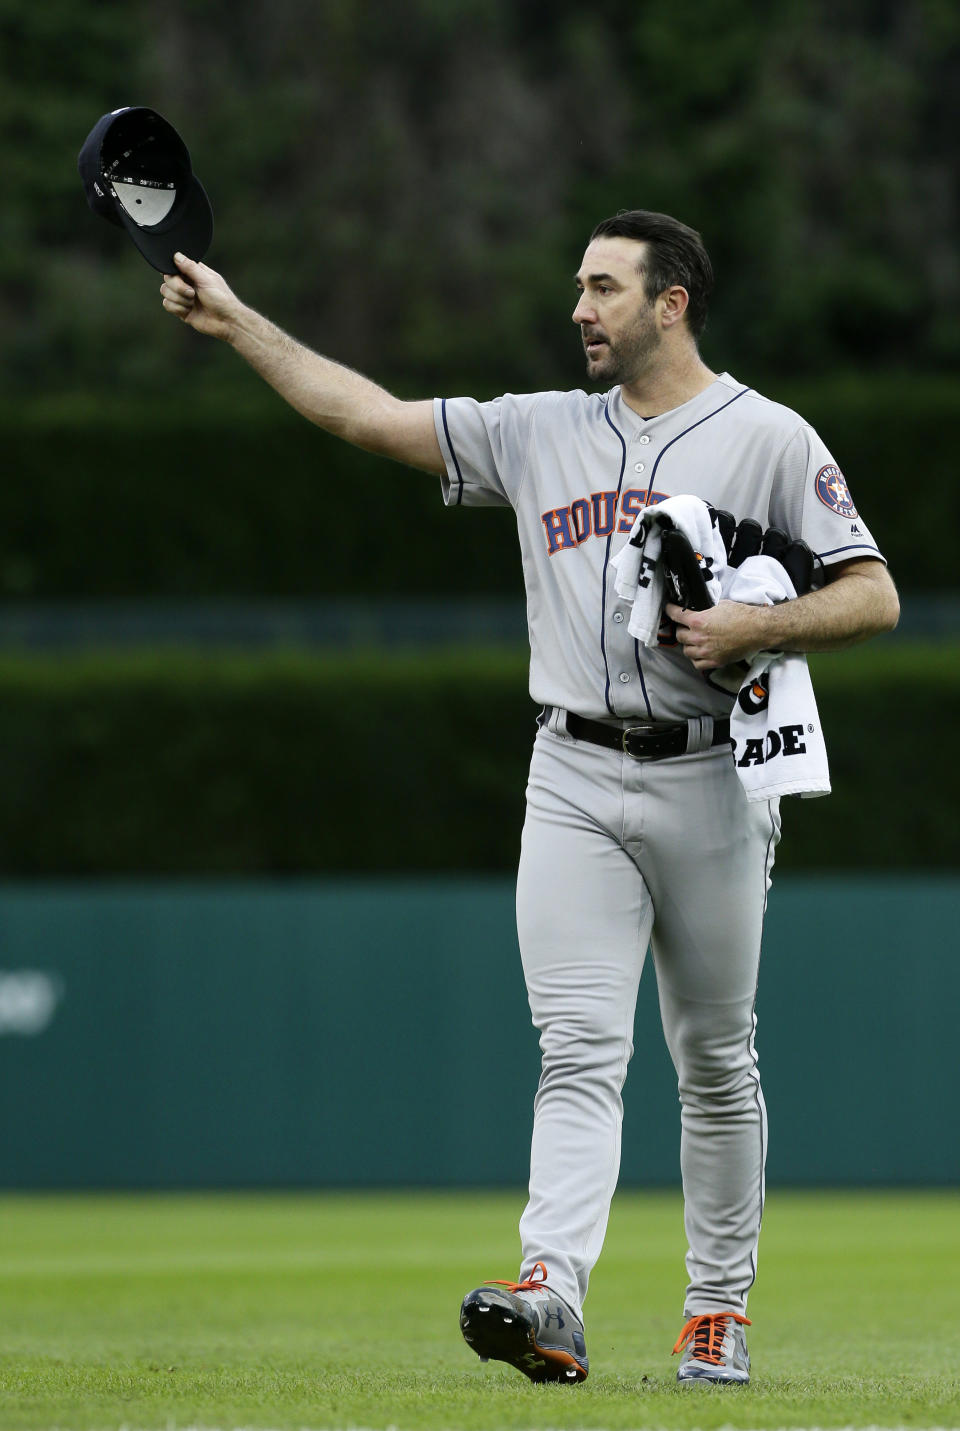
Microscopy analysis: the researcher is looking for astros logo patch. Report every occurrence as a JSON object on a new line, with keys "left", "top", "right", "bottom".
{"left": 815, "top": 465, "right": 858, "bottom": 518}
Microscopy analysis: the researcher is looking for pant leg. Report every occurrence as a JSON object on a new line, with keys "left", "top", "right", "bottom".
{"left": 515, "top": 728, "right": 653, "bottom": 1318}
{"left": 629, "top": 749, "right": 780, "bottom": 1316}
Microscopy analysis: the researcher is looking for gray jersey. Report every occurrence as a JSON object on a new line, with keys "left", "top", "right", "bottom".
{"left": 434, "top": 372, "right": 884, "bottom": 722}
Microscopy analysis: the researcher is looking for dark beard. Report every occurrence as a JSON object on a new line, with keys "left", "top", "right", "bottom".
{"left": 584, "top": 312, "right": 661, "bottom": 385}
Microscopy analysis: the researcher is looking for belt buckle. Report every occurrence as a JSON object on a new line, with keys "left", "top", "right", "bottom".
{"left": 621, "top": 723, "right": 679, "bottom": 760}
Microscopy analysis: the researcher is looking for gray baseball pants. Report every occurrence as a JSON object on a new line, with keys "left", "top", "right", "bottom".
{"left": 514, "top": 722, "right": 780, "bottom": 1320}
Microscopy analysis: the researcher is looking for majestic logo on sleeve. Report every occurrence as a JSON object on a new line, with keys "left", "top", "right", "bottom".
{"left": 815, "top": 465, "right": 858, "bottom": 519}
{"left": 541, "top": 489, "right": 668, "bottom": 556}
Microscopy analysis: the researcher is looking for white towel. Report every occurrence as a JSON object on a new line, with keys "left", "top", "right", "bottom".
{"left": 610, "top": 495, "right": 726, "bottom": 644}
{"left": 721, "top": 558, "right": 830, "bottom": 801}
{"left": 613, "top": 498, "right": 830, "bottom": 801}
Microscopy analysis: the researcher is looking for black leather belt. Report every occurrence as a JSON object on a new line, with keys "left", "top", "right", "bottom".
{"left": 541, "top": 707, "right": 730, "bottom": 760}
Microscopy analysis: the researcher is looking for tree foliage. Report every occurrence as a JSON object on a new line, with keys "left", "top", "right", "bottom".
{"left": 2, "top": 0, "right": 958, "bottom": 398}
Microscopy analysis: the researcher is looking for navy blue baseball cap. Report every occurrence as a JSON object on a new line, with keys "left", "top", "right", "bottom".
{"left": 78, "top": 107, "right": 213, "bottom": 272}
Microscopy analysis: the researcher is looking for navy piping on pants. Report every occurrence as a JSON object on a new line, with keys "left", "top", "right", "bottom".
{"left": 739, "top": 799, "right": 778, "bottom": 1302}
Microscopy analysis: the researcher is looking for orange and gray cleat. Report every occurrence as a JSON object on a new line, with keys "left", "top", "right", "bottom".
{"left": 459, "top": 1261, "right": 588, "bottom": 1383}
{"left": 673, "top": 1311, "right": 751, "bottom": 1384}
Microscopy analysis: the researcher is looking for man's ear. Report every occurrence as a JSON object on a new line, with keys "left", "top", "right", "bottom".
{"left": 659, "top": 285, "right": 690, "bottom": 329}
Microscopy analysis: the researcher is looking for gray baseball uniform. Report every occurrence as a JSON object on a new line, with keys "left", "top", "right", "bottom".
{"left": 434, "top": 373, "right": 884, "bottom": 1320}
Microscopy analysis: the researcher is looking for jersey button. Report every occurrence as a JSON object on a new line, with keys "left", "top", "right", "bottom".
{"left": 639, "top": 434, "right": 651, "bottom": 445}
{"left": 633, "top": 462, "right": 645, "bottom": 473}
{"left": 612, "top": 611, "right": 625, "bottom": 624}
{"left": 618, "top": 671, "right": 631, "bottom": 683}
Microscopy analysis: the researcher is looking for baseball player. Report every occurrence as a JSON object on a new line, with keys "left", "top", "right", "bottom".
{"left": 160, "top": 210, "right": 898, "bottom": 1385}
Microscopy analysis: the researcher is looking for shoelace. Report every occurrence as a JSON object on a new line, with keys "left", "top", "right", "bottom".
{"left": 672, "top": 1311, "right": 751, "bottom": 1364}
{"left": 488, "top": 1260, "right": 549, "bottom": 1293}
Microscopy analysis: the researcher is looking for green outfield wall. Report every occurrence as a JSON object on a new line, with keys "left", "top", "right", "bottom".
{"left": 1, "top": 876, "right": 956, "bottom": 1189}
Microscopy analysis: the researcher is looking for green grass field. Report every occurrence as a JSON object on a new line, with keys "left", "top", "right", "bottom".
{"left": 1, "top": 1188, "right": 958, "bottom": 1430}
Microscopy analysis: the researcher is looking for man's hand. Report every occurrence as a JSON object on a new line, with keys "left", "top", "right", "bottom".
{"left": 666, "top": 560, "right": 899, "bottom": 669}
{"left": 160, "top": 253, "right": 241, "bottom": 341}
{"left": 665, "top": 600, "right": 765, "bottom": 670}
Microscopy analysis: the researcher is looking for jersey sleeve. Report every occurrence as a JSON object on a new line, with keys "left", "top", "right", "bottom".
{"left": 768, "top": 423, "right": 885, "bottom": 576}
{"left": 433, "top": 392, "right": 547, "bottom": 508}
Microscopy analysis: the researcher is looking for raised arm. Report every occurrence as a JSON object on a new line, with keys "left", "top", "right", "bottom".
{"left": 160, "top": 254, "right": 445, "bottom": 476}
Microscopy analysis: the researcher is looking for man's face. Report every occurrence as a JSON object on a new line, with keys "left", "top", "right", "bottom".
{"left": 572, "top": 237, "right": 662, "bottom": 384}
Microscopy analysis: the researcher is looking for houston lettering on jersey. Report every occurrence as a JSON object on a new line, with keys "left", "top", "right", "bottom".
{"left": 541, "top": 489, "right": 668, "bottom": 555}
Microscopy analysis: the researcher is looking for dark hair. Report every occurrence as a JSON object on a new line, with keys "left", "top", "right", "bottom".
{"left": 589, "top": 210, "right": 714, "bottom": 340}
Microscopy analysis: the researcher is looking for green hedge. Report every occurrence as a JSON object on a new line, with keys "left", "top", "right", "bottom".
{"left": 0, "top": 641, "right": 951, "bottom": 875}
{"left": 0, "top": 372, "right": 956, "bottom": 597}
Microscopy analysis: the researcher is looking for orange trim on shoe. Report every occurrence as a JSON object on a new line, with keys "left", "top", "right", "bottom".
{"left": 529, "top": 1344, "right": 587, "bottom": 1380}
{"left": 488, "top": 1260, "right": 550, "bottom": 1294}
{"left": 672, "top": 1312, "right": 751, "bottom": 1365}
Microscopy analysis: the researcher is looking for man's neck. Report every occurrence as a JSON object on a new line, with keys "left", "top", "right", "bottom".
{"left": 619, "top": 354, "right": 718, "bottom": 418}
